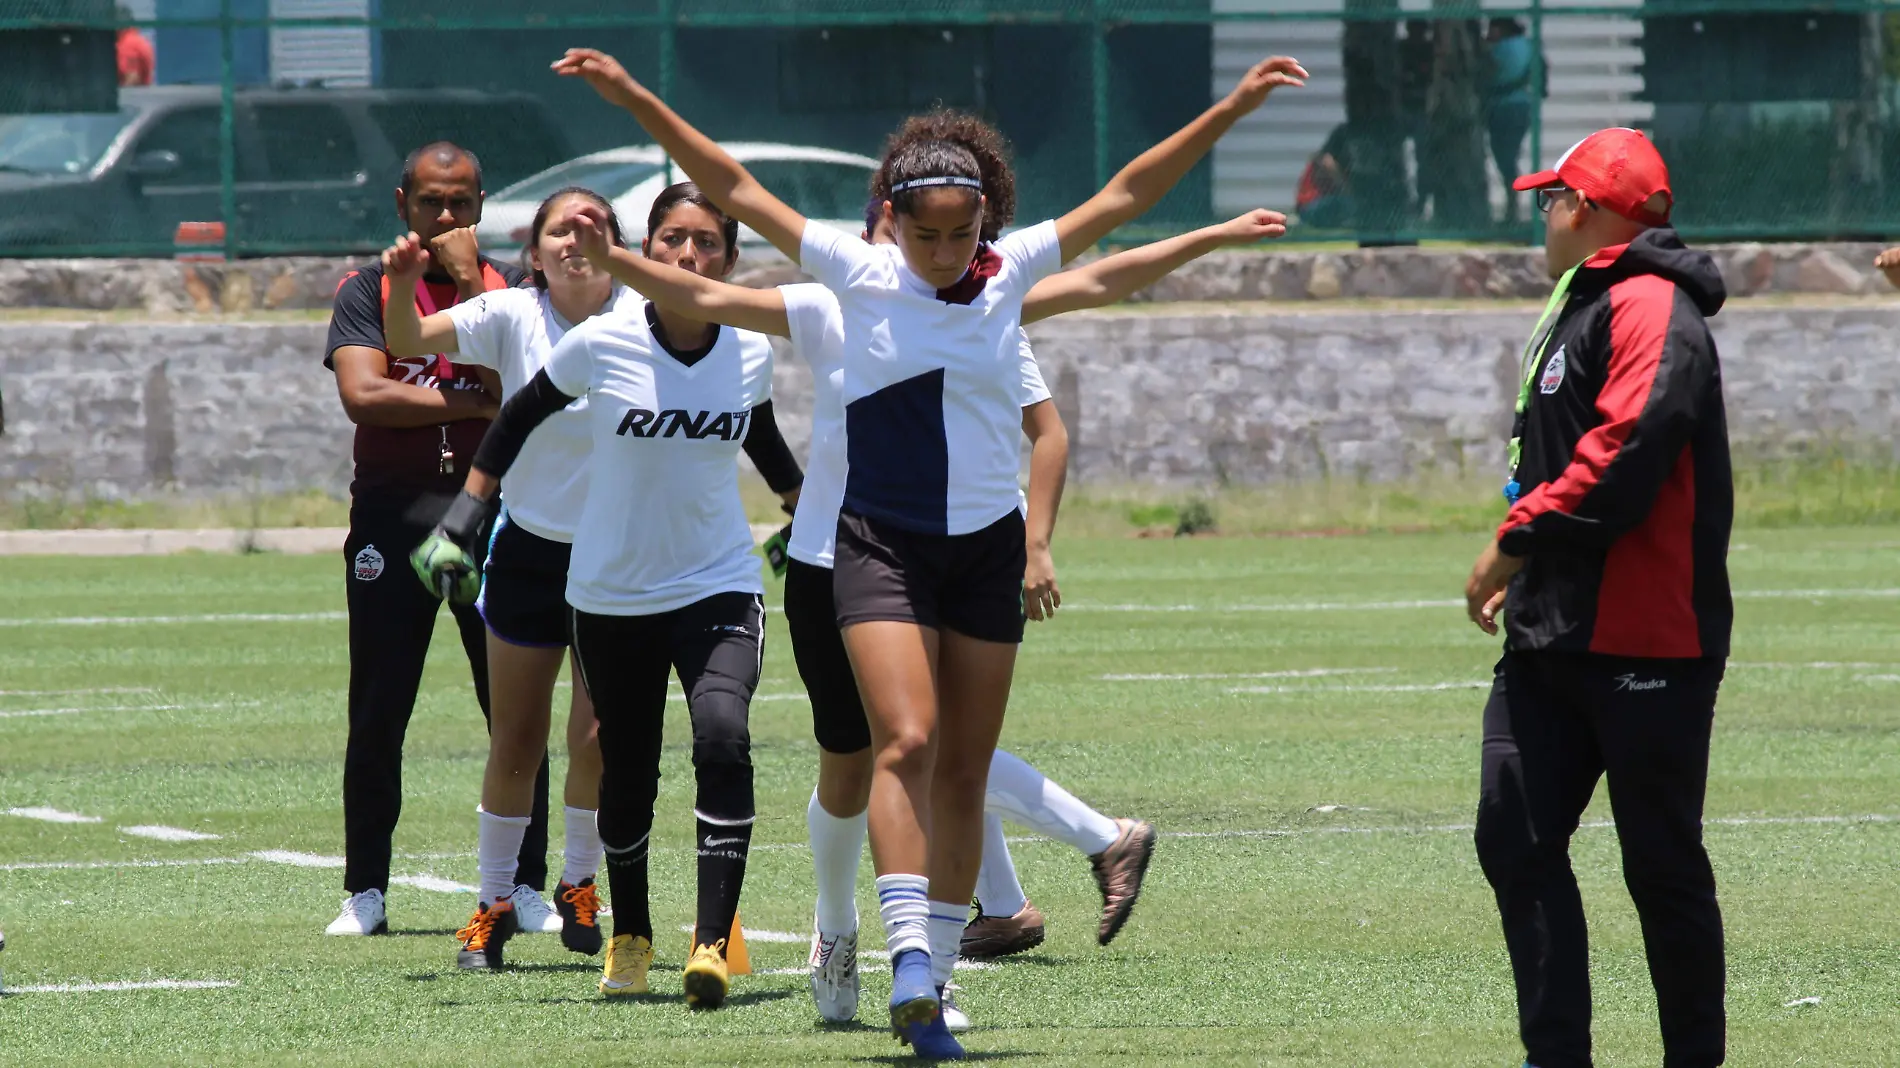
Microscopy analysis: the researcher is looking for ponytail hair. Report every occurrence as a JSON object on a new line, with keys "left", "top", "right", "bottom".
{"left": 524, "top": 186, "right": 624, "bottom": 290}
{"left": 872, "top": 109, "right": 1017, "bottom": 241}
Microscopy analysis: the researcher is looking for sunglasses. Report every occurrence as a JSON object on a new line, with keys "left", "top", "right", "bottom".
{"left": 1536, "top": 187, "right": 1593, "bottom": 214}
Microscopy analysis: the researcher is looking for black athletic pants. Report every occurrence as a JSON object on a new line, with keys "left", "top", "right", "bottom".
{"left": 569, "top": 592, "right": 763, "bottom": 950}
{"left": 342, "top": 499, "right": 550, "bottom": 895}
{"left": 1475, "top": 651, "right": 1727, "bottom": 1068}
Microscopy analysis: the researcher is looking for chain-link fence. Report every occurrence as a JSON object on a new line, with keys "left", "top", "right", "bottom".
{"left": 0, "top": 0, "right": 1891, "bottom": 257}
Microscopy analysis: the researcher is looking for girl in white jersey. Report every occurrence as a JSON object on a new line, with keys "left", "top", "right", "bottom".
{"left": 414, "top": 185, "right": 803, "bottom": 1009}
{"left": 554, "top": 45, "right": 1305, "bottom": 1058}
{"left": 383, "top": 187, "right": 639, "bottom": 968}
{"left": 562, "top": 194, "right": 1288, "bottom": 1027}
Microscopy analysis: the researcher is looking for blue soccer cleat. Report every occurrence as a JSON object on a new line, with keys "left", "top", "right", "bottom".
{"left": 888, "top": 949, "right": 964, "bottom": 1060}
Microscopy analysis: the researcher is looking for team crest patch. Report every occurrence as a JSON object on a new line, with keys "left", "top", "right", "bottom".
{"left": 353, "top": 545, "right": 385, "bottom": 581}
{"left": 1538, "top": 346, "right": 1567, "bottom": 395}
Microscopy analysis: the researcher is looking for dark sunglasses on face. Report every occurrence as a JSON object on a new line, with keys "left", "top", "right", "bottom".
{"left": 1537, "top": 187, "right": 1592, "bottom": 214}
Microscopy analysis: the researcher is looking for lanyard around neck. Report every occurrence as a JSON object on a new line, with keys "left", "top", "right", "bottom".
{"left": 1507, "top": 263, "right": 1580, "bottom": 473}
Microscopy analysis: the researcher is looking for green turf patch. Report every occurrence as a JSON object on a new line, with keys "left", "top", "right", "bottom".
{"left": 0, "top": 529, "right": 1895, "bottom": 1065}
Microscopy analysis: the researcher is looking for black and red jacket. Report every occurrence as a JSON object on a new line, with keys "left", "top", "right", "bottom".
{"left": 1499, "top": 228, "right": 1733, "bottom": 659}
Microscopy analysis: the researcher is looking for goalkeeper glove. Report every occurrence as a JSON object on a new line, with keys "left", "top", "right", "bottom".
{"left": 410, "top": 490, "right": 492, "bottom": 605}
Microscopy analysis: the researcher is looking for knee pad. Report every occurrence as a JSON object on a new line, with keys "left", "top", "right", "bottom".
{"left": 688, "top": 682, "right": 754, "bottom": 770}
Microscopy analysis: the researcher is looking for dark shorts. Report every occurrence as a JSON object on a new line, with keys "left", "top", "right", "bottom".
{"left": 477, "top": 513, "right": 572, "bottom": 648}
{"left": 784, "top": 558, "right": 871, "bottom": 754}
{"left": 832, "top": 507, "right": 1027, "bottom": 645}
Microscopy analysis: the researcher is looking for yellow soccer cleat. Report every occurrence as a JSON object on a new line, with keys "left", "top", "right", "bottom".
{"left": 599, "top": 933, "right": 653, "bottom": 996}
{"left": 682, "top": 938, "right": 730, "bottom": 1010}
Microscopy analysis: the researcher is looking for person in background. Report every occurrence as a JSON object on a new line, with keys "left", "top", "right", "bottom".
{"left": 1296, "top": 124, "right": 1352, "bottom": 230}
{"left": 116, "top": 5, "right": 154, "bottom": 87}
{"left": 1484, "top": 18, "right": 1535, "bottom": 224}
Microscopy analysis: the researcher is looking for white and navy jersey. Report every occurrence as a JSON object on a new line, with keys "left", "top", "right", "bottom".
{"left": 542, "top": 305, "right": 775, "bottom": 616}
{"left": 445, "top": 284, "right": 643, "bottom": 543}
{"left": 780, "top": 282, "right": 1050, "bottom": 569}
{"left": 799, "top": 219, "right": 1063, "bottom": 536}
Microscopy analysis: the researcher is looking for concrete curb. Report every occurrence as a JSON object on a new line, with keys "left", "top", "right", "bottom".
{"left": 0, "top": 525, "right": 785, "bottom": 556}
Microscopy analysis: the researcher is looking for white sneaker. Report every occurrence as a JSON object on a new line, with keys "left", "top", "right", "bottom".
{"left": 509, "top": 884, "right": 563, "bottom": 934}
{"left": 807, "top": 924, "right": 859, "bottom": 1023}
{"left": 940, "top": 983, "right": 971, "bottom": 1033}
{"left": 325, "top": 889, "right": 387, "bottom": 935}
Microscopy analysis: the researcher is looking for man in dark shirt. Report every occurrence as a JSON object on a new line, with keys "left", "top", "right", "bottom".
{"left": 321, "top": 141, "right": 552, "bottom": 936}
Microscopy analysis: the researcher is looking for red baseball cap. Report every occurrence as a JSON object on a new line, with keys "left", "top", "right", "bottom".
{"left": 1514, "top": 127, "right": 1672, "bottom": 227}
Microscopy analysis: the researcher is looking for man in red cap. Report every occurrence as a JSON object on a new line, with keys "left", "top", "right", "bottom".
{"left": 1463, "top": 127, "right": 1733, "bottom": 1068}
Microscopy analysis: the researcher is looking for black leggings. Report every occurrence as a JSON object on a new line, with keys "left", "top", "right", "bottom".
{"left": 569, "top": 592, "right": 764, "bottom": 949}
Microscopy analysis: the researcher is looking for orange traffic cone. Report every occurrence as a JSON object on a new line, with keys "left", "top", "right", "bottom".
{"left": 725, "top": 912, "right": 751, "bottom": 976}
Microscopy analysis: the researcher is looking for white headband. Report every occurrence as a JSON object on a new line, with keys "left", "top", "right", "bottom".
{"left": 890, "top": 176, "right": 984, "bottom": 193}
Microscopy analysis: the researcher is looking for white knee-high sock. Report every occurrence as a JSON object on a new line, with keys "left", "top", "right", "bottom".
{"left": 477, "top": 807, "right": 531, "bottom": 906}
{"left": 926, "top": 899, "right": 967, "bottom": 988}
{"left": 876, "top": 873, "right": 930, "bottom": 959}
{"left": 985, "top": 748, "right": 1121, "bottom": 856}
{"left": 808, "top": 790, "right": 867, "bottom": 934}
{"left": 560, "top": 806, "right": 602, "bottom": 886}
{"left": 974, "top": 811, "right": 1029, "bottom": 917}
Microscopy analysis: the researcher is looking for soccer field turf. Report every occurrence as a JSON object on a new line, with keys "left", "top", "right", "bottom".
{"left": 2, "top": 528, "right": 1897, "bottom": 1066}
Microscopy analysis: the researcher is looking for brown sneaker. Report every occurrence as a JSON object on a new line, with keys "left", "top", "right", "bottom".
{"left": 959, "top": 900, "right": 1047, "bottom": 959}
{"left": 1090, "top": 818, "right": 1157, "bottom": 946}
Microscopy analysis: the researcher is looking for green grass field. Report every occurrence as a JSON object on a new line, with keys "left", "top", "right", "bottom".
{"left": 3, "top": 528, "right": 1898, "bottom": 1066}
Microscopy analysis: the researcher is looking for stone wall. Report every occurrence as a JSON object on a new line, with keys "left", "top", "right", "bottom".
{"left": 3, "top": 301, "right": 1894, "bottom": 500}
{"left": 2, "top": 240, "right": 1893, "bottom": 314}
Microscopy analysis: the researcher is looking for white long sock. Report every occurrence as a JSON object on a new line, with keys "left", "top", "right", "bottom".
{"left": 476, "top": 807, "right": 531, "bottom": 906}
{"left": 926, "top": 899, "right": 967, "bottom": 988}
{"left": 560, "top": 806, "right": 602, "bottom": 886}
{"left": 876, "top": 873, "right": 930, "bottom": 959}
{"left": 985, "top": 748, "right": 1121, "bottom": 856}
{"left": 973, "top": 812, "right": 1029, "bottom": 917}
{"left": 808, "top": 790, "right": 867, "bottom": 934}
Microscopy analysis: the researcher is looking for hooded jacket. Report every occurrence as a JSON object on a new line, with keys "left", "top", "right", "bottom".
{"left": 1499, "top": 227, "right": 1733, "bottom": 659}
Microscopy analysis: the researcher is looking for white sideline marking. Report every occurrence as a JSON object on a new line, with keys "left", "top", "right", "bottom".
{"left": 120, "top": 825, "right": 220, "bottom": 843}
{"left": 756, "top": 959, "right": 997, "bottom": 977}
{"left": 0, "top": 687, "right": 156, "bottom": 696}
{"left": 0, "top": 611, "right": 345, "bottom": 628}
{"left": 0, "top": 856, "right": 249, "bottom": 872}
{"left": 1231, "top": 680, "right": 1490, "bottom": 695}
{"left": 1103, "top": 667, "right": 1396, "bottom": 682}
{"left": 1785, "top": 996, "right": 1823, "bottom": 1008}
{"left": 391, "top": 874, "right": 477, "bottom": 894}
{"left": 673, "top": 924, "right": 805, "bottom": 944}
{"left": 6, "top": 814, "right": 1897, "bottom": 878}
{"left": 0, "top": 704, "right": 189, "bottom": 719}
{"left": 0, "top": 586, "right": 1891, "bottom": 631}
{"left": 4, "top": 807, "right": 100, "bottom": 824}
{"left": 248, "top": 850, "right": 345, "bottom": 868}
{"left": 7, "top": 979, "right": 237, "bottom": 994}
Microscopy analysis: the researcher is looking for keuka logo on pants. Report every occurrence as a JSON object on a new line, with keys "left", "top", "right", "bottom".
{"left": 616, "top": 408, "right": 753, "bottom": 441}
{"left": 353, "top": 545, "right": 385, "bottom": 581}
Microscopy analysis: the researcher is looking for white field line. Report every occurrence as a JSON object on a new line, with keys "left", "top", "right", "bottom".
{"left": 0, "top": 687, "right": 156, "bottom": 696}
{"left": 0, "top": 611, "right": 346, "bottom": 628}
{"left": 6, "top": 979, "right": 237, "bottom": 994}
{"left": 675, "top": 924, "right": 806, "bottom": 944}
{"left": 4, "top": 807, "right": 100, "bottom": 824}
{"left": 1231, "top": 680, "right": 1491, "bottom": 695}
{"left": 119, "top": 825, "right": 220, "bottom": 843}
{"left": 1104, "top": 667, "right": 1396, "bottom": 682}
{"left": 756, "top": 959, "right": 997, "bottom": 977}
{"left": 0, "top": 586, "right": 1893, "bottom": 631}
{"left": 247, "top": 850, "right": 344, "bottom": 868}
{"left": 0, "top": 704, "right": 191, "bottom": 719}
{"left": 391, "top": 874, "right": 476, "bottom": 894}
{"left": 0, "top": 856, "right": 251, "bottom": 872}
{"left": 6, "top": 814, "right": 1897, "bottom": 877}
